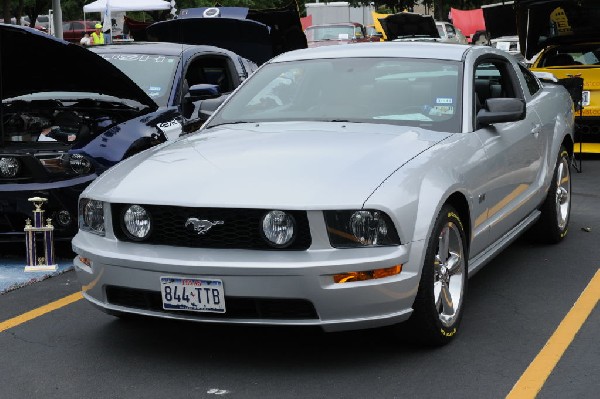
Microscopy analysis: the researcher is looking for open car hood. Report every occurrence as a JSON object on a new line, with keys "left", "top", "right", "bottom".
{"left": 0, "top": 24, "right": 157, "bottom": 109}
{"left": 146, "top": 6, "right": 307, "bottom": 65}
{"left": 379, "top": 12, "right": 440, "bottom": 41}
{"left": 515, "top": 0, "right": 600, "bottom": 59}
{"left": 482, "top": 1, "right": 517, "bottom": 40}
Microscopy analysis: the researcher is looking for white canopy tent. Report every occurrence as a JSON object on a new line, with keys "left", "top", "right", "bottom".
{"left": 83, "top": 0, "right": 173, "bottom": 42}
{"left": 83, "top": 0, "right": 171, "bottom": 13}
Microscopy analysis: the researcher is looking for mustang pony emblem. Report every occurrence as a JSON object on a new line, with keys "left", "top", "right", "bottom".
{"left": 185, "top": 218, "right": 224, "bottom": 235}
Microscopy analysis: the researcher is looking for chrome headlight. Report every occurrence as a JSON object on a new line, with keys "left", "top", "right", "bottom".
{"left": 79, "top": 198, "right": 105, "bottom": 236}
{"left": 122, "top": 205, "right": 152, "bottom": 241}
{"left": 68, "top": 154, "right": 92, "bottom": 175}
{"left": 324, "top": 210, "right": 400, "bottom": 248}
{"left": 0, "top": 157, "right": 21, "bottom": 178}
{"left": 261, "top": 210, "right": 296, "bottom": 248}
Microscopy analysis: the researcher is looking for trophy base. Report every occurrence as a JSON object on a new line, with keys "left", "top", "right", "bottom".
{"left": 24, "top": 265, "right": 58, "bottom": 272}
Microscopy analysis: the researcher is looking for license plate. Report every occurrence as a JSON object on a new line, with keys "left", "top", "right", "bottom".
{"left": 160, "top": 276, "right": 225, "bottom": 313}
{"left": 582, "top": 91, "right": 590, "bottom": 107}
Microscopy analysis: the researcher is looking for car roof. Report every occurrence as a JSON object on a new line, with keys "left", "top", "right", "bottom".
{"left": 89, "top": 41, "right": 240, "bottom": 57}
{"left": 272, "top": 42, "right": 471, "bottom": 63}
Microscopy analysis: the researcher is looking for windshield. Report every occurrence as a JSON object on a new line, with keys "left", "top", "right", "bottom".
{"left": 305, "top": 25, "right": 356, "bottom": 41}
{"left": 207, "top": 57, "right": 462, "bottom": 133}
{"left": 97, "top": 53, "right": 180, "bottom": 107}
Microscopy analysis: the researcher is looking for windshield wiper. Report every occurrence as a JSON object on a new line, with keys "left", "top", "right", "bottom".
{"left": 204, "top": 121, "right": 257, "bottom": 129}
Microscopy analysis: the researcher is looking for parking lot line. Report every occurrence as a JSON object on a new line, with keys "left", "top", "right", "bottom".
{"left": 0, "top": 291, "right": 82, "bottom": 333}
{"left": 506, "top": 269, "right": 600, "bottom": 399}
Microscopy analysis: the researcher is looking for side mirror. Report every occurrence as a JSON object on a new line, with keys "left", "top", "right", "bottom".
{"left": 188, "top": 83, "right": 221, "bottom": 100}
{"left": 181, "top": 84, "right": 222, "bottom": 119}
{"left": 477, "top": 98, "right": 526, "bottom": 125}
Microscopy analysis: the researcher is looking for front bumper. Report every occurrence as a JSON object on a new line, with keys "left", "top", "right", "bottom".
{"left": 72, "top": 230, "right": 424, "bottom": 332}
{"left": 0, "top": 176, "right": 95, "bottom": 241}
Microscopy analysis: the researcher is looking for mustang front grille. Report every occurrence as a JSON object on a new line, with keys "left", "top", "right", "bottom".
{"left": 111, "top": 204, "right": 312, "bottom": 250}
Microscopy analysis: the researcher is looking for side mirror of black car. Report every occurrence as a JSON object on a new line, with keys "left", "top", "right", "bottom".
{"left": 188, "top": 84, "right": 221, "bottom": 100}
{"left": 181, "top": 85, "right": 223, "bottom": 120}
{"left": 477, "top": 98, "right": 526, "bottom": 125}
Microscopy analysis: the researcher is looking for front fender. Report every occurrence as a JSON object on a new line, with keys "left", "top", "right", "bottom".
{"left": 73, "top": 108, "right": 181, "bottom": 172}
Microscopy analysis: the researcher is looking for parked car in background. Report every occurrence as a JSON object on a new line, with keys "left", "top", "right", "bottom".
{"left": 304, "top": 22, "right": 376, "bottom": 47}
{"left": 0, "top": 25, "right": 254, "bottom": 242}
{"left": 436, "top": 21, "right": 468, "bottom": 44}
{"left": 73, "top": 41, "right": 573, "bottom": 346}
{"left": 515, "top": 0, "right": 600, "bottom": 139}
{"left": 366, "top": 24, "right": 383, "bottom": 41}
{"left": 62, "top": 20, "right": 98, "bottom": 43}
{"left": 379, "top": 12, "right": 441, "bottom": 42}
{"left": 491, "top": 35, "right": 524, "bottom": 63}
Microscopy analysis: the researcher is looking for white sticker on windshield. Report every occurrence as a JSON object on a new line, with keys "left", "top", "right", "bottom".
{"left": 149, "top": 87, "right": 161, "bottom": 91}
{"left": 436, "top": 98, "right": 453, "bottom": 104}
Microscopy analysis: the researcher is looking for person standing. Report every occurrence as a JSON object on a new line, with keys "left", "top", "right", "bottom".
{"left": 91, "top": 23, "right": 104, "bottom": 45}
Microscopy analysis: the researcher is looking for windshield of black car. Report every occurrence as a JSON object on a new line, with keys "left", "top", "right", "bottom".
{"left": 97, "top": 54, "right": 180, "bottom": 107}
{"left": 206, "top": 57, "right": 462, "bottom": 133}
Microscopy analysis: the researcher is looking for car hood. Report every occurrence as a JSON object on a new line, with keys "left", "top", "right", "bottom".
{"left": 87, "top": 122, "right": 451, "bottom": 209}
{"left": 379, "top": 12, "right": 440, "bottom": 41}
{"left": 146, "top": 6, "right": 307, "bottom": 65}
{"left": 0, "top": 24, "right": 156, "bottom": 109}
{"left": 482, "top": 1, "right": 517, "bottom": 40}
{"left": 515, "top": 0, "right": 600, "bottom": 59}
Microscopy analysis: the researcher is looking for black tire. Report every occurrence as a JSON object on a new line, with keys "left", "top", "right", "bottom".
{"left": 407, "top": 204, "right": 468, "bottom": 346}
{"left": 533, "top": 146, "right": 571, "bottom": 244}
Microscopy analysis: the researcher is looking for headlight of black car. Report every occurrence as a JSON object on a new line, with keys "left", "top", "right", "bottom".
{"left": 79, "top": 198, "right": 105, "bottom": 236}
{"left": 38, "top": 154, "right": 94, "bottom": 175}
{"left": 0, "top": 157, "right": 21, "bottom": 178}
{"left": 324, "top": 210, "right": 400, "bottom": 248}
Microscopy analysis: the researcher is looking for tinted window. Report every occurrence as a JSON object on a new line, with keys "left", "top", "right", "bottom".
{"left": 519, "top": 64, "right": 541, "bottom": 96}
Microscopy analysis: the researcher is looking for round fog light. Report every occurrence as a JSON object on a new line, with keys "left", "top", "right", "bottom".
{"left": 261, "top": 210, "right": 295, "bottom": 248}
{"left": 0, "top": 157, "right": 21, "bottom": 178}
{"left": 123, "top": 205, "right": 152, "bottom": 240}
{"left": 56, "top": 210, "right": 72, "bottom": 226}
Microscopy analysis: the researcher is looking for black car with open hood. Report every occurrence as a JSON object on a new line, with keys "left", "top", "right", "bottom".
{"left": 515, "top": 0, "right": 600, "bottom": 59}
{"left": 145, "top": 5, "right": 307, "bottom": 65}
{"left": 379, "top": 12, "right": 440, "bottom": 42}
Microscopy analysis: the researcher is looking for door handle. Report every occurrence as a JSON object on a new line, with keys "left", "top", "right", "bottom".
{"left": 531, "top": 124, "right": 542, "bottom": 137}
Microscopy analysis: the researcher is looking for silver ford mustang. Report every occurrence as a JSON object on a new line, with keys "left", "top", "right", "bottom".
{"left": 73, "top": 42, "right": 574, "bottom": 346}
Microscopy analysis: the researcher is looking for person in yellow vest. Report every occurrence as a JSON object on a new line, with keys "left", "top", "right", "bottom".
{"left": 91, "top": 23, "right": 104, "bottom": 45}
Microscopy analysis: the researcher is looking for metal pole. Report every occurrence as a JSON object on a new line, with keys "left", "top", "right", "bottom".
{"left": 52, "top": 0, "right": 63, "bottom": 40}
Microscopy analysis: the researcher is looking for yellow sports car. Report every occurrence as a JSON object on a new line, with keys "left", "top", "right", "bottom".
{"left": 516, "top": 0, "right": 600, "bottom": 144}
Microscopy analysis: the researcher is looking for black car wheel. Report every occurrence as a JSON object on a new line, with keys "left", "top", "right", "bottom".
{"left": 408, "top": 204, "right": 468, "bottom": 346}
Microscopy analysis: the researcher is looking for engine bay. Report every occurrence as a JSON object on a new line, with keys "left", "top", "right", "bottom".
{"left": 1, "top": 98, "right": 144, "bottom": 147}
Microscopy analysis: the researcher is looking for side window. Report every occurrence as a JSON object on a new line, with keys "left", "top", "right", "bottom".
{"left": 355, "top": 26, "right": 364, "bottom": 39}
{"left": 519, "top": 64, "right": 542, "bottom": 96}
{"left": 72, "top": 22, "right": 84, "bottom": 30}
{"left": 185, "top": 57, "right": 234, "bottom": 94}
{"left": 474, "top": 60, "right": 519, "bottom": 112}
{"left": 446, "top": 24, "right": 456, "bottom": 37}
